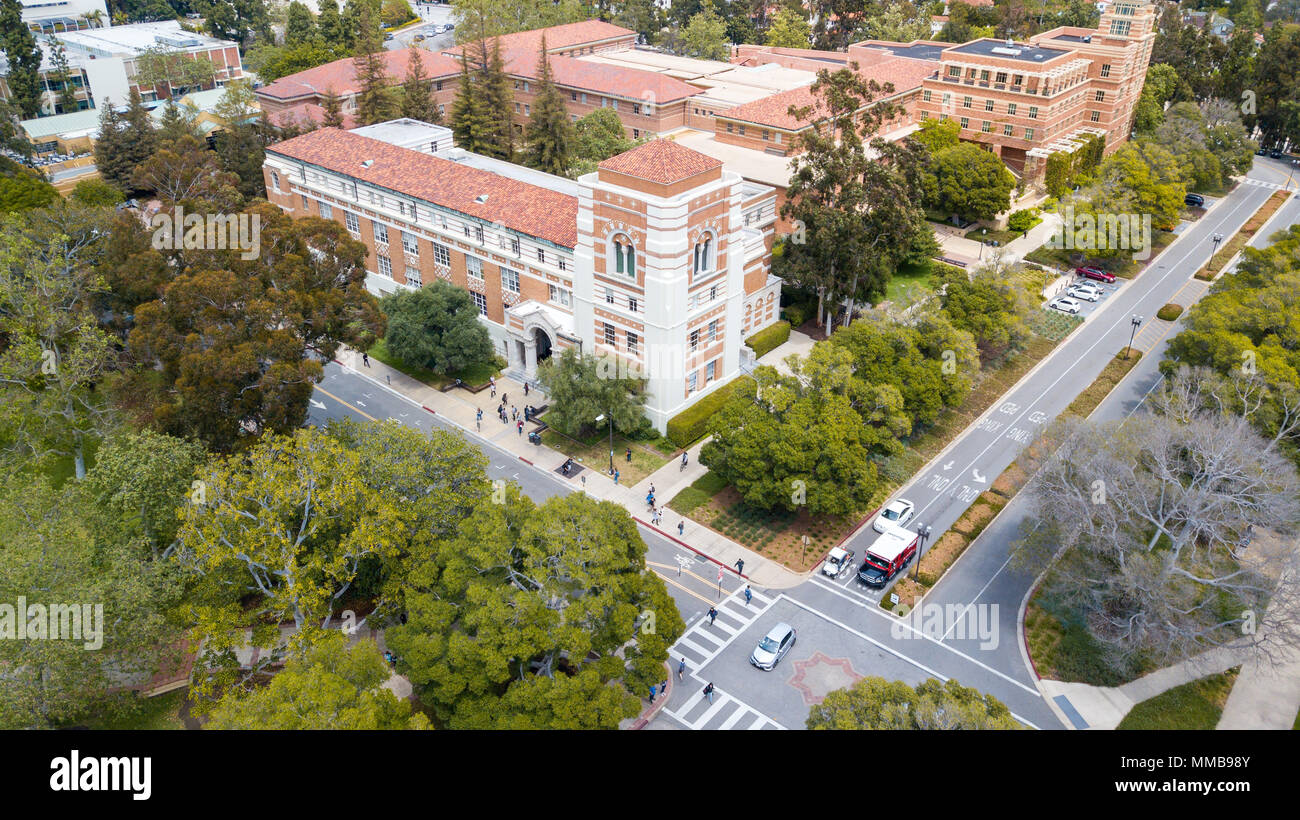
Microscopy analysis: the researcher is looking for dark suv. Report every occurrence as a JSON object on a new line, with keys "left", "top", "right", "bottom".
{"left": 1184, "top": 193, "right": 1205, "bottom": 208}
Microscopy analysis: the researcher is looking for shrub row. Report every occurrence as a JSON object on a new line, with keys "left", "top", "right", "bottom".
{"left": 745, "top": 320, "right": 791, "bottom": 359}
{"left": 665, "top": 377, "right": 750, "bottom": 449}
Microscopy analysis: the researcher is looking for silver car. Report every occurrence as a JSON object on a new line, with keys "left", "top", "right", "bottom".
{"left": 750, "top": 622, "right": 796, "bottom": 670}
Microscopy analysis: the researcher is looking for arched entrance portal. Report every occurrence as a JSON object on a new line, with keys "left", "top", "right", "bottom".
{"left": 532, "top": 327, "right": 553, "bottom": 364}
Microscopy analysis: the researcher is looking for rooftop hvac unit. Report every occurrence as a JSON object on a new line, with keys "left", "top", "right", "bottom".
{"left": 991, "top": 46, "right": 1022, "bottom": 56}
{"left": 154, "top": 34, "right": 202, "bottom": 48}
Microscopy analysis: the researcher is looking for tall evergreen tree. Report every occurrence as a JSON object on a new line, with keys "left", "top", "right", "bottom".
{"left": 351, "top": 2, "right": 398, "bottom": 125}
{"left": 47, "top": 37, "right": 79, "bottom": 114}
{"left": 483, "top": 37, "right": 515, "bottom": 160}
{"left": 286, "top": 1, "right": 318, "bottom": 43}
{"left": 319, "top": 0, "right": 346, "bottom": 44}
{"left": 450, "top": 48, "right": 493, "bottom": 153}
{"left": 321, "top": 88, "right": 347, "bottom": 128}
{"left": 156, "top": 96, "right": 203, "bottom": 149}
{"left": 93, "top": 104, "right": 130, "bottom": 193}
{"left": 1, "top": 0, "right": 43, "bottom": 118}
{"left": 524, "top": 38, "right": 573, "bottom": 175}
{"left": 399, "top": 47, "right": 440, "bottom": 123}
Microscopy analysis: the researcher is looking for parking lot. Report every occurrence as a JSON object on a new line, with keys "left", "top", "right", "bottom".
{"left": 387, "top": 2, "right": 456, "bottom": 51}
{"left": 1045, "top": 274, "right": 1124, "bottom": 320}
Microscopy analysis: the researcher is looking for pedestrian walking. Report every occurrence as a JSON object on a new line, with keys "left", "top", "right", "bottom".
{"left": 708, "top": 607, "right": 717, "bottom": 625}
{"left": 744, "top": 585, "right": 752, "bottom": 605}
{"left": 581, "top": 475, "right": 587, "bottom": 490}
{"left": 502, "top": 392, "right": 508, "bottom": 405}
{"left": 614, "top": 468, "right": 620, "bottom": 485}
{"left": 678, "top": 658, "right": 687, "bottom": 680}
{"left": 490, "top": 377, "right": 496, "bottom": 398}
{"left": 646, "top": 491, "right": 655, "bottom": 509}
{"left": 649, "top": 483, "right": 655, "bottom": 496}
{"left": 680, "top": 451, "right": 688, "bottom": 470}
{"left": 512, "top": 405, "right": 518, "bottom": 420}
{"left": 523, "top": 382, "right": 530, "bottom": 396}
{"left": 626, "top": 447, "right": 632, "bottom": 463}
{"left": 678, "top": 520, "right": 685, "bottom": 536}
{"left": 649, "top": 684, "right": 657, "bottom": 704}
{"left": 517, "top": 420, "right": 524, "bottom": 436}
{"left": 735, "top": 558, "right": 745, "bottom": 575}
{"left": 476, "top": 408, "right": 482, "bottom": 431}
{"left": 362, "top": 351, "right": 370, "bottom": 367}
{"left": 703, "top": 682, "right": 715, "bottom": 703}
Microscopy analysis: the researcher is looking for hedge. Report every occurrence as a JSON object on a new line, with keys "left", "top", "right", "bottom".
{"left": 665, "top": 377, "right": 750, "bottom": 448}
{"left": 745, "top": 320, "right": 791, "bottom": 359}
{"left": 1156, "top": 303, "right": 1183, "bottom": 322}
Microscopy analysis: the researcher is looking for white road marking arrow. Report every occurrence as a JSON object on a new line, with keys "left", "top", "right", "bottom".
{"left": 942, "top": 460, "right": 954, "bottom": 471}
{"left": 972, "top": 469, "right": 987, "bottom": 483}
{"left": 309, "top": 399, "right": 326, "bottom": 409}
{"left": 355, "top": 401, "right": 366, "bottom": 407}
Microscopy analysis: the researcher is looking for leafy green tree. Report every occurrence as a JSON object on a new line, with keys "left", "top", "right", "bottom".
{"left": 449, "top": 0, "right": 590, "bottom": 43}
{"left": 202, "top": 0, "right": 273, "bottom": 45}
{"left": 381, "top": 279, "right": 494, "bottom": 375}
{"left": 70, "top": 178, "right": 126, "bottom": 208}
{"left": 0, "top": 472, "right": 182, "bottom": 729}
{"left": 765, "top": 7, "right": 811, "bottom": 48}
{"left": 701, "top": 347, "right": 908, "bottom": 516}
{"left": 385, "top": 489, "right": 683, "bottom": 729}
{"left": 679, "top": 0, "right": 730, "bottom": 60}
{"left": 399, "top": 46, "right": 440, "bottom": 123}
{"left": 208, "top": 630, "right": 431, "bottom": 729}
{"left": 94, "top": 88, "right": 157, "bottom": 195}
{"left": 134, "top": 46, "right": 217, "bottom": 98}
{"left": 322, "top": 88, "right": 347, "bottom": 128}
{"left": 125, "top": 203, "right": 384, "bottom": 451}
{"left": 46, "top": 36, "right": 79, "bottom": 114}
{"left": 212, "top": 80, "right": 271, "bottom": 200}
{"left": 1133, "top": 63, "right": 1183, "bottom": 134}
{"left": 1254, "top": 25, "right": 1300, "bottom": 147}
{"left": 808, "top": 677, "right": 1021, "bottom": 729}
{"left": 535, "top": 347, "right": 650, "bottom": 438}
{"left": 1075, "top": 141, "right": 1185, "bottom": 233}
{"left": 132, "top": 134, "right": 244, "bottom": 211}
{"left": 925, "top": 142, "right": 1015, "bottom": 222}
{"left": 319, "top": 0, "right": 346, "bottom": 43}
{"left": 908, "top": 118, "right": 960, "bottom": 156}
{"left": 855, "top": 1, "right": 930, "bottom": 43}
{"left": 569, "top": 108, "right": 635, "bottom": 177}
{"left": 0, "top": 0, "right": 43, "bottom": 118}
{"left": 155, "top": 97, "right": 204, "bottom": 149}
{"left": 614, "top": 0, "right": 664, "bottom": 44}
{"left": 0, "top": 158, "right": 58, "bottom": 213}
{"left": 936, "top": 259, "right": 1033, "bottom": 358}
{"left": 524, "top": 41, "right": 574, "bottom": 176}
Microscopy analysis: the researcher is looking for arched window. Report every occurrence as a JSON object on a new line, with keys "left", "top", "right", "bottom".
{"left": 693, "top": 232, "right": 714, "bottom": 275}
{"left": 609, "top": 233, "right": 636, "bottom": 277}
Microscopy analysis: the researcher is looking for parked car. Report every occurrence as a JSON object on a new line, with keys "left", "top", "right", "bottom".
{"left": 1050, "top": 297, "right": 1082, "bottom": 314}
{"left": 1076, "top": 266, "right": 1116, "bottom": 283}
{"left": 413, "top": 33, "right": 425, "bottom": 41}
{"left": 1269, "top": 149, "right": 1283, "bottom": 159}
{"left": 857, "top": 528, "right": 918, "bottom": 588}
{"left": 1256, "top": 147, "right": 1269, "bottom": 156}
{"left": 822, "top": 547, "right": 854, "bottom": 578}
{"left": 1067, "top": 283, "right": 1102, "bottom": 302}
{"left": 1184, "top": 193, "right": 1206, "bottom": 207}
{"left": 872, "top": 498, "right": 915, "bottom": 533}
{"left": 750, "top": 623, "right": 797, "bottom": 670}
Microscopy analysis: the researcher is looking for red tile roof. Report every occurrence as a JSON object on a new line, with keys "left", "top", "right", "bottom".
{"left": 267, "top": 128, "right": 578, "bottom": 248}
{"left": 444, "top": 20, "right": 636, "bottom": 60}
{"left": 503, "top": 50, "right": 700, "bottom": 104}
{"left": 267, "top": 102, "right": 357, "bottom": 131}
{"left": 598, "top": 139, "right": 722, "bottom": 185}
{"left": 720, "top": 58, "right": 935, "bottom": 130}
{"left": 256, "top": 48, "right": 461, "bottom": 101}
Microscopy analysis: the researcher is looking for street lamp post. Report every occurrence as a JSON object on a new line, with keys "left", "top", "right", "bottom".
{"left": 912, "top": 523, "right": 932, "bottom": 581}
{"left": 1211, "top": 233, "right": 1224, "bottom": 254}
{"left": 1126, "top": 314, "right": 1143, "bottom": 358}
{"left": 595, "top": 412, "right": 613, "bottom": 474}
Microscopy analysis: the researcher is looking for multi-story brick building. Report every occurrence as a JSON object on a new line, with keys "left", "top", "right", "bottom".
{"left": 262, "top": 119, "right": 780, "bottom": 430}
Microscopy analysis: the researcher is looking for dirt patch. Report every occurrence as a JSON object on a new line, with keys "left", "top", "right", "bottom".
{"left": 918, "top": 530, "right": 970, "bottom": 579}
{"left": 955, "top": 503, "right": 996, "bottom": 536}
{"left": 992, "top": 463, "right": 1027, "bottom": 497}
{"left": 689, "top": 487, "right": 863, "bottom": 573}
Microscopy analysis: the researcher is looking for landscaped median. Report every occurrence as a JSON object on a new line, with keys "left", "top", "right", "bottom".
{"left": 366, "top": 338, "right": 504, "bottom": 390}
{"left": 882, "top": 350, "right": 1143, "bottom": 611}
{"left": 1195, "top": 189, "right": 1291, "bottom": 280}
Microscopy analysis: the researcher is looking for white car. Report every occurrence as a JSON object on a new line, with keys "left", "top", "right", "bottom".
{"left": 1066, "top": 284, "right": 1102, "bottom": 302}
{"left": 1049, "top": 297, "right": 1082, "bottom": 315}
{"left": 873, "top": 498, "right": 915, "bottom": 533}
{"left": 822, "top": 547, "right": 855, "bottom": 577}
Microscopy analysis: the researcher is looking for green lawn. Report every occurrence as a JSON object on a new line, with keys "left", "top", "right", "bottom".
{"left": 964, "top": 225, "right": 1023, "bottom": 245}
{"left": 667, "top": 471, "right": 728, "bottom": 516}
{"left": 885, "top": 261, "right": 934, "bottom": 304}
{"left": 1117, "top": 670, "right": 1239, "bottom": 730}
{"left": 81, "top": 689, "right": 188, "bottom": 730}
{"left": 366, "top": 339, "right": 502, "bottom": 389}
{"left": 539, "top": 427, "right": 673, "bottom": 486}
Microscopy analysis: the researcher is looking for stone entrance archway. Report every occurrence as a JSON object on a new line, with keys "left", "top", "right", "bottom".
{"left": 532, "top": 327, "right": 553, "bottom": 364}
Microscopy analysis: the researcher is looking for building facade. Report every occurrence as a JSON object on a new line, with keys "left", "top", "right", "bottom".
{"left": 263, "top": 120, "right": 780, "bottom": 431}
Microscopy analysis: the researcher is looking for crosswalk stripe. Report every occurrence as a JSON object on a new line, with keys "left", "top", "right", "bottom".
{"left": 690, "top": 693, "right": 731, "bottom": 728}
{"left": 674, "top": 636, "right": 713, "bottom": 656}
{"left": 746, "top": 715, "right": 767, "bottom": 730}
{"left": 718, "top": 706, "right": 749, "bottom": 730}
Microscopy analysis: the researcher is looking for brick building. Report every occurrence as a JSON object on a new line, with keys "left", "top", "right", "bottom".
{"left": 262, "top": 120, "right": 780, "bottom": 430}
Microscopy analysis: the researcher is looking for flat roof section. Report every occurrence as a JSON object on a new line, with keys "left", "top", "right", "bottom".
{"left": 947, "top": 39, "right": 1073, "bottom": 63}
{"left": 855, "top": 42, "right": 948, "bottom": 61}
{"left": 577, "top": 49, "right": 737, "bottom": 78}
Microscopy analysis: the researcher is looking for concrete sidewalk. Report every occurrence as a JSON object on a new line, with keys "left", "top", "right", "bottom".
{"left": 334, "top": 346, "right": 805, "bottom": 590}
{"left": 932, "top": 211, "right": 1062, "bottom": 268}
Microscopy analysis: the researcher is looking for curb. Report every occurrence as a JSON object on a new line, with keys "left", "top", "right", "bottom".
{"left": 629, "top": 659, "right": 674, "bottom": 730}
{"left": 632, "top": 516, "right": 749, "bottom": 581}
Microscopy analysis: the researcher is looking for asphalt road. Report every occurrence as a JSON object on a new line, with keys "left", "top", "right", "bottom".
{"left": 307, "top": 159, "right": 1295, "bottom": 731}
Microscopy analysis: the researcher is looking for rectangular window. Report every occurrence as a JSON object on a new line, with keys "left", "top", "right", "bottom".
{"left": 571, "top": 91, "right": 578, "bottom": 101}
{"left": 962, "top": 95, "right": 972, "bottom": 108}
{"left": 467, "top": 256, "right": 483, "bottom": 279}
{"left": 762, "top": 129, "right": 769, "bottom": 141}
{"left": 920, "top": 110, "right": 930, "bottom": 120}
{"left": 959, "top": 117, "right": 969, "bottom": 129}
{"left": 605, "top": 288, "right": 614, "bottom": 304}
{"left": 948, "top": 66, "right": 960, "bottom": 77}
{"left": 1094, "top": 90, "right": 1105, "bottom": 102}
{"left": 984, "top": 99, "right": 994, "bottom": 112}
{"left": 1025, "top": 127, "right": 1035, "bottom": 140}
{"left": 502, "top": 267, "right": 519, "bottom": 293}
{"left": 472, "top": 292, "right": 487, "bottom": 316}
{"left": 510, "top": 237, "right": 520, "bottom": 255}
{"left": 706, "top": 360, "right": 715, "bottom": 383}
{"left": 319, "top": 202, "right": 332, "bottom": 219}
{"left": 271, "top": 171, "right": 280, "bottom": 191}
{"left": 689, "top": 329, "right": 699, "bottom": 351}
{"left": 1100, "top": 64, "right": 1111, "bottom": 78}
{"left": 628, "top": 297, "right": 637, "bottom": 313}
{"left": 406, "top": 267, "right": 421, "bottom": 287}
{"left": 548, "top": 284, "right": 570, "bottom": 307}
{"left": 708, "top": 320, "right": 717, "bottom": 342}
{"left": 537, "top": 248, "right": 545, "bottom": 263}
{"left": 1111, "top": 19, "right": 1130, "bottom": 36}
{"left": 727, "top": 122, "right": 734, "bottom": 133}
{"left": 1028, "top": 106, "right": 1039, "bottom": 119}
{"left": 1007, "top": 102, "right": 1017, "bottom": 115}
{"left": 373, "top": 221, "right": 389, "bottom": 244}
{"left": 301, "top": 193, "right": 309, "bottom": 209}
{"left": 981, "top": 120, "right": 992, "bottom": 133}
{"left": 464, "top": 224, "right": 471, "bottom": 238}
{"left": 738, "top": 125, "right": 746, "bottom": 136}
{"left": 995, "top": 72, "right": 1007, "bottom": 84}
{"left": 345, "top": 211, "right": 359, "bottom": 233}
{"left": 524, "top": 104, "right": 530, "bottom": 116}
{"left": 633, "top": 103, "right": 641, "bottom": 115}
{"left": 604, "top": 322, "right": 616, "bottom": 346}
{"left": 922, "top": 89, "right": 931, "bottom": 102}
{"left": 709, "top": 285, "right": 717, "bottom": 301}
{"left": 1090, "top": 111, "right": 1101, "bottom": 122}
{"left": 626, "top": 331, "right": 638, "bottom": 354}
{"left": 401, "top": 231, "right": 418, "bottom": 255}
{"left": 1003, "top": 124, "right": 1013, "bottom": 136}
{"left": 433, "top": 242, "right": 450, "bottom": 266}
{"left": 1013, "top": 74, "right": 1023, "bottom": 86}
{"left": 688, "top": 372, "right": 698, "bottom": 393}
{"left": 558, "top": 257, "right": 566, "bottom": 271}
{"left": 377, "top": 254, "right": 392, "bottom": 278}
{"left": 474, "top": 225, "right": 484, "bottom": 243}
